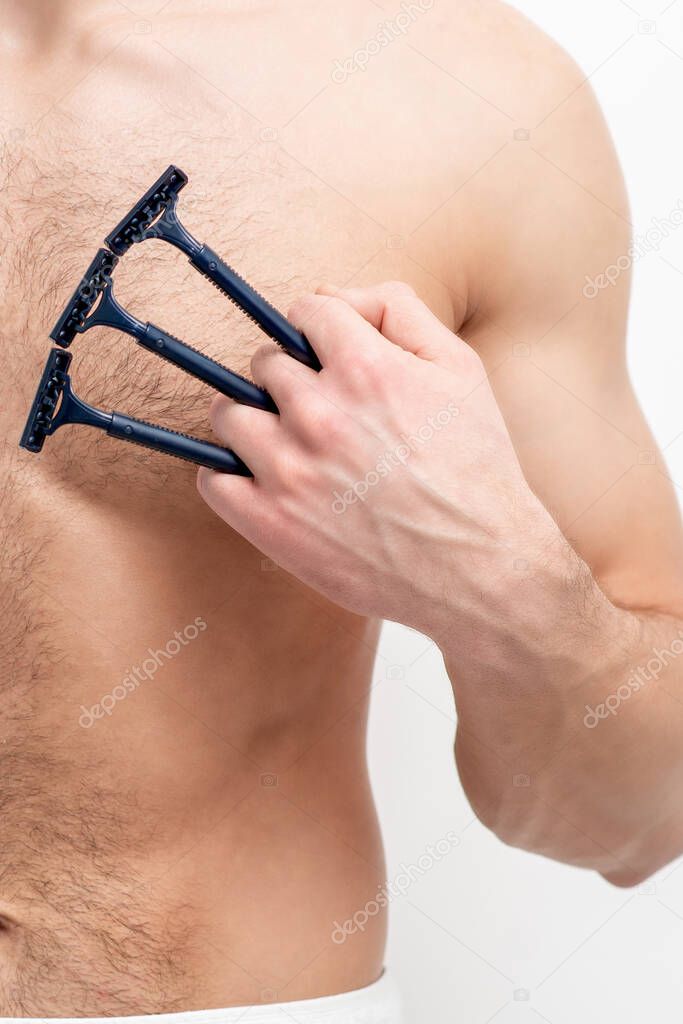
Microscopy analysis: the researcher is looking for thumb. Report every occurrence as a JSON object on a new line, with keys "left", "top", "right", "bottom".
{"left": 316, "top": 281, "right": 470, "bottom": 370}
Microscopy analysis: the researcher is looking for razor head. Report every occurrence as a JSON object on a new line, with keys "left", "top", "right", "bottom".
{"left": 105, "top": 165, "right": 189, "bottom": 256}
{"left": 20, "top": 349, "right": 73, "bottom": 454}
{"left": 50, "top": 248, "right": 119, "bottom": 347}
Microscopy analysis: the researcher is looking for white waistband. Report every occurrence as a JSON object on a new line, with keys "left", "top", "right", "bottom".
{"left": 0, "top": 972, "right": 402, "bottom": 1024}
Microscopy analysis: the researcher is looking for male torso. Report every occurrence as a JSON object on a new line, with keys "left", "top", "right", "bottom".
{"left": 1, "top": 0, "right": 653, "bottom": 1016}
{"left": 0, "top": 1, "right": 467, "bottom": 1013}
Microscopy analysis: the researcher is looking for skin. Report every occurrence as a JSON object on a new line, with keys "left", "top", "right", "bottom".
{"left": 2, "top": 0, "right": 681, "bottom": 1014}
{"left": 201, "top": 282, "right": 683, "bottom": 885}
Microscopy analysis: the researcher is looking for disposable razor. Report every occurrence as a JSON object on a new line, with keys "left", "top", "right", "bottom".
{"left": 20, "top": 349, "right": 249, "bottom": 475}
{"left": 104, "top": 166, "right": 321, "bottom": 371}
{"left": 51, "top": 248, "right": 277, "bottom": 414}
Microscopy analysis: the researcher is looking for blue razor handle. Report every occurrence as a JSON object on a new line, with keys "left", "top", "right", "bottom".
{"left": 138, "top": 324, "right": 278, "bottom": 413}
{"left": 19, "top": 348, "right": 251, "bottom": 475}
{"left": 50, "top": 253, "right": 278, "bottom": 415}
{"left": 105, "top": 167, "right": 321, "bottom": 371}
{"left": 108, "top": 413, "right": 250, "bottom": 474}
{"left": 190, "top": 245, "right": 321, "bottom": 371}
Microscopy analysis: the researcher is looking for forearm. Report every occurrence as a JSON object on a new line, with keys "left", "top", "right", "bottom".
{"left": 433, "top": 497, "right": 683, "bottom": 884}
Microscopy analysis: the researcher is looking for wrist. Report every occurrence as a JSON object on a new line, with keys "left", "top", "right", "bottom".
{"left": 434, "top": 491, "right": 623, "bottom": 684}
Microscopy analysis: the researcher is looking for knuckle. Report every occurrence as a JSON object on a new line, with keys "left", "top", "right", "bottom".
{"left": 379, "top": 295, "right": 422, "bottom": 339}
{"left": 197, "top": 466, "right": 225, "bottom": 503}
{"left": 250, "top": 343, "right": 278, "bottom": 379}
{"left": 196, "top": 468, "right": 209, "bottom": 498}
{"left": 382, "top": 297, "right": 409, "bottom": 328}
{"left": 342, "top": 361, "right": 366, "bottom": 393}
{"left": 301, "top": 295, "right": 341, "bottom": 333}
{"left": 354, "top": 346, "right": 381, "bottom": 374}
{"left": 287, "top": 300, "right": 302, "bottom": 324}
{"left": 270, "top": 448, "right": 308, "bottom": 493}
{"left": 382, "top": 280, "right": 416, "bottom": 299}
{"left": 372, "top": 292, "right": 417, "bottom": 340}
{"left": 347, "top": 346, "right": 389, "bottom": 390}
{"left": 287, "top": 292, "right": 319, "bottom": 326}
{"left": 208, "top": 395, "right": 233, "bottom": 434}
{"left": 293, "top": 394, "right": 343, "bottom": 444}
{"left": 250, "top": 343, "right": 268, "bottom": 371}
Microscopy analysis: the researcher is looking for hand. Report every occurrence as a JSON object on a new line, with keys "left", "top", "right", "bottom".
{"left": 197, "top": 282, "right": 557, "bottom": 640}
{"left": 199, "top": 282, "right": 652, "bottom": 878}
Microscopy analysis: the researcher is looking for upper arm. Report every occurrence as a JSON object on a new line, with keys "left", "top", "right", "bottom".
{"left": 437, "top": 8, "right": 683, "bottom": 614}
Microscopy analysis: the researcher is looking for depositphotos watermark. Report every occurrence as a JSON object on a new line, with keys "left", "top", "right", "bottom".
{"left": 583, "top": 198, "right": 683, "bottom": 299}
{"left": 331, "top": 830, "right": 460, "bottom": 944}
{"left": 79, "top": 617, "right": 208, "bottom": 728}
{"left": 332, "top": 401, "right": 459, "bottom": 515}
{"left": 331, "top": 0, "right": 435, "bottom": 84}
{"left": 583, "top": 629, "right": 683, "bottom": 729}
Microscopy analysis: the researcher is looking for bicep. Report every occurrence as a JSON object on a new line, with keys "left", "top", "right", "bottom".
{"left": 470, "top": 314, "right": 683, "bottom": 614}
{"left": 454, "top": 86, "right": 683, "bottom": 614}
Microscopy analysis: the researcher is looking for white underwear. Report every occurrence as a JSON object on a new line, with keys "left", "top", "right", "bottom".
{"left": 1, "top": 972, "right": 403, "bottom": 1024}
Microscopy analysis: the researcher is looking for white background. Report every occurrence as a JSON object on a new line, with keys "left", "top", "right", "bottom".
{"left": 369, "top": 2, "right": 683, "bottom": 1021}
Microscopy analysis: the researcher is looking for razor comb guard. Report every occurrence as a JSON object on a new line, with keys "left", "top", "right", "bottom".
{"left": 105, "top": 166, "right": 189, "bottom": 257}
{"left": 20, "top": 349, "right": 73, "bottom": 453}
{"left": 51, "top": 249, "right": 119, "bottom": 347}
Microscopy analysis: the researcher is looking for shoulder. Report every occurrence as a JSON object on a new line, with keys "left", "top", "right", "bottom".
{"left": 407, "top": 1, "right": 631, "bottom": 332}
{"left": 418, "top": 0, "right": 613, "bottom": 126}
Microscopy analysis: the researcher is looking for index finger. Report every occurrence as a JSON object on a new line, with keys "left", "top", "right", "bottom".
{"left": 288, "top": 292, "right": 392, "bottom": 368}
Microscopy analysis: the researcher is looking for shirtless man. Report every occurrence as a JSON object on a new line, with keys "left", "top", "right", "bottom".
{"left": 3, "top": 0, "right": 681, "bottom": 1017}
